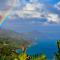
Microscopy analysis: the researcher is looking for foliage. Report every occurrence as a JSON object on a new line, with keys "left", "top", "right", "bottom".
{"left": 55, "top": 40, "right": 60, "bottom": 60}
{"left": 0, "top": 37, "right": 47, "bottom": 60}
{"left": 30, "top": 54, "right": 47, "bottom": 60}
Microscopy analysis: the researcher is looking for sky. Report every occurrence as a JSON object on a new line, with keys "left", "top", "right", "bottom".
{"left": 0, "top": 0, "right": 60, "bottom": 33}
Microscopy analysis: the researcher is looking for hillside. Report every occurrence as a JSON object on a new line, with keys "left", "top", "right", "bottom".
{"left": 0, "top": 28, "right": 30, "bottom": 48}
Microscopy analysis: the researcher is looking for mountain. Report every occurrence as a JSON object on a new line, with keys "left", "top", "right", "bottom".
{"left": 0, "top": 28, "right": 30, "bottom": 47}
{"left": 20, "top": 30, "right": 50, "bottom": 44}
{"left": 0, "top": 28, "right": 21, "bottom": 39}
{"left": 19, "top": 30, "right": 60, "bottom": 45}
{"left": 0, "top": 28, "right": 50, "bottom": 45}
{"left": 0, "top": 28, "right": 59, "bottom": 47}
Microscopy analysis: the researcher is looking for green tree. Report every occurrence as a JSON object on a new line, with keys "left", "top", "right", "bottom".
{"left": 55, "top": 40, "right": 60, "bottom": 60}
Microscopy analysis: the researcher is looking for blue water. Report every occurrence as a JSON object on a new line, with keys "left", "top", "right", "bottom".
{"left": 16, "top": 39, "right": 58, "bottom": 59}
{"left": 26, "top": 39, "right": 58, "bottom": 59}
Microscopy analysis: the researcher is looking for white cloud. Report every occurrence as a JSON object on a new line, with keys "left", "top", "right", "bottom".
{"left": 6, "top": 0, "right": 60, "bottom": 25}
{"left": 47, "top": 13, "right": 60, "bottom": 23}
{"left": 23, "top": 3, "right": 35, "bottom": 11}
{"left": 9, "top": 2, "right": 47, "bottom": 19}
{"left": 54, "top": 1, "right": 60, "bottom": 10}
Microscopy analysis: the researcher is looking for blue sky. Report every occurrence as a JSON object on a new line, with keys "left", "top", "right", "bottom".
{"left": 0, "top": 0, "right": 60, "bottom": 33}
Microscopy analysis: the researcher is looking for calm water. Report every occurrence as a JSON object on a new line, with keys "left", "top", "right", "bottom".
{"left": 26, "top": 39, "right": 58, "bottom": 59}
{"left": 16, "top": 39, "right": 58, "bottom": 59}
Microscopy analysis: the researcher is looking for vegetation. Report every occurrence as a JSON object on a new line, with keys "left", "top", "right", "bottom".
{"left": 55, "top": 40, "right": 60, "bottom": 60}
{"left": 0, "top": 37, "right": 47, "bottom": 60}
{"left": 1, "top": 37, "right": 60, "bottom": 60}
{"left": 30, "top": 54, "right": 47, "bottom": 60}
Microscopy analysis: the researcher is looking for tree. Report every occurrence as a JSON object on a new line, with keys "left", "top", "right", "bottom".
{"left": 55, "top": 40, "right": 60, "bottom": 60}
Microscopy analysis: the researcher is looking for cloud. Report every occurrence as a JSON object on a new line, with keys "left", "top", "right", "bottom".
{"left": 0, "top": 0, "right": 11, "bottom": 10}
{"left": 54, "top": 1, "right": 60, "bottom": 10}
{"left": 4, "top": 0, "right": 60, "bottom": 25}
{"left": 9, "top": 1, "right": 47, "bottom": 18}
{"left": 47, "top": 12, "right": 60, "bottom": 23}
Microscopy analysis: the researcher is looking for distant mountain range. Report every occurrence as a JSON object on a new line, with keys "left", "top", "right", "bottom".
{"left": 20, "top": 30, "right": 49, "bottom": 42}
{"left": 0, "top": 28, "right": 49, "bottom": 45}
{"left": 0, "top": 28, "right": 60, "bottom": 46}
{"left": 0, "top": 28, "right": 21, "bottom": 39}
{"left": 0, "top": 28, "right": 31, "bottom": 47}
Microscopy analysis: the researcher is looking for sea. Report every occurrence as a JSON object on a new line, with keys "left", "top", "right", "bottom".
{"left": 16, "top": 39, "right": 58, "bottom": 60}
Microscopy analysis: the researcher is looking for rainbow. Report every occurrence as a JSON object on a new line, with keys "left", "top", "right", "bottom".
{"left": 0, "top": 0, "right": 17, "bottom": 26}
{"left": 0, "top": 11, "right": 11, "bottom": 27}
